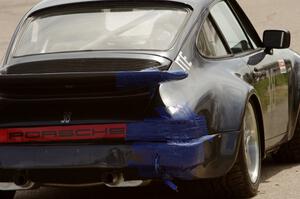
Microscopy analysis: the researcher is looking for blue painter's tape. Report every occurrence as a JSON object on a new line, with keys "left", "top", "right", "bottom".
{"left": 127, "top": 135, "right": 218, "bottom": 180}
{"left": 164, "top": 179, "right": 178, "bottom": 192}
{"left": 126, "top": 118, "right": 208, "bottom": 141}
{"left": 125, "top": 105, "right": 211, "bottom": 180}
{"left": 154, "top": 154, "right": 160, "bottom": 174}
{"left": 126, "top": 105, "right": 208, "bottom": 141}
{"left": 115, "top": 70, "right": 188, "bottom": 89}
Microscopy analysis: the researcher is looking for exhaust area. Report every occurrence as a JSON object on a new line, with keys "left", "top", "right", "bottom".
{"left": 102, "top": 172, "right": 146, "bottom": 187}
{"left": 0, "top": 173, "right": 35, "bottom": 191}
{"left": 40, "top": 172, "right": 149, "bottom": 188}
{"left": 13, "top": 173, "right": 31, "bottom": 187}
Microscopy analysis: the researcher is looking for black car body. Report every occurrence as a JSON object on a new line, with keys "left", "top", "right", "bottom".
{"left": 0, "top": 0, "right": 300, "bottom": 198}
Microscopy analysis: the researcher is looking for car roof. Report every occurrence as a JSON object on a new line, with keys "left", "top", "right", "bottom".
{"left": 28, "top": 0, "right": 214, "bottom": 15}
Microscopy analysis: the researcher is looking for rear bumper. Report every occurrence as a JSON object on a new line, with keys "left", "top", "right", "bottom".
{"left": 0, "top": 131, "right": 241, "bottom": 182}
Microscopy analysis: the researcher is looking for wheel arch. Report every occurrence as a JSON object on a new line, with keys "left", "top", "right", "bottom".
{"left": 248, "top": 94, "right": 266, "bottom": 159}
{"left": 288, "top": 53, "right": 300, "bottom": 141}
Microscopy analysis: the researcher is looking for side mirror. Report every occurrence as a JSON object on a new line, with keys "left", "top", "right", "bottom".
{"left": 263, "top": 30, "right": 291, "bottom": 53}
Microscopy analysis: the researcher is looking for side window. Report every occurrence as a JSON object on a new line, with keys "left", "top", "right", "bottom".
{"left": 197, "top": 16, "right": 228, "bottom": 57}
{"left": 210, "top": 1, "right": 253, "bottom": 54}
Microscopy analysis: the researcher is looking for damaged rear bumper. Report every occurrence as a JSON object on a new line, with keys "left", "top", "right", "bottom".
{"left": 0, "top": 130, "right": 241, "bottom": 183}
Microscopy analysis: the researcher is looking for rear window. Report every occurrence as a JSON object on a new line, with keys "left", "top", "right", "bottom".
{"left": 13, "top": 5, "right": 189, "bottom": 56}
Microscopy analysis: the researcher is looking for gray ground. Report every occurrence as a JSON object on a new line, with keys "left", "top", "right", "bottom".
{"left": 1, "top": 0, "right": 300, "bottom": 198}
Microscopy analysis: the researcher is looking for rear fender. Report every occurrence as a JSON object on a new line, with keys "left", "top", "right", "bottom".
{"left": 286, "top": 52, "right": 300, "bottom": 140}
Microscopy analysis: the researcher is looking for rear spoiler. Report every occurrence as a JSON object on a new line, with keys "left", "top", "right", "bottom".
{"left": 0, "top": 70, "right": 188, "bottom": 96}
{"left": 115, "top": 70, "right": 188, "bottom": 88}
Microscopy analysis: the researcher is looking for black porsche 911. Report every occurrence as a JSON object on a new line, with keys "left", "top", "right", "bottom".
{"left": 0, "top": 0, "right": 299, "bottom": 198}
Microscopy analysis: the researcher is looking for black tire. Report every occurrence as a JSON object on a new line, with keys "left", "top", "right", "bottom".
{"left": 273, "top": 124, "right": 300, "bottom": 162}
{"left": 215, "top": 102, "right": 261, "bottom": 198}
{"left": 178, "top": 101, "right": 261, "bottom": 198}
{"left": 0, "top": 191, "right": 16, "bottom": 199}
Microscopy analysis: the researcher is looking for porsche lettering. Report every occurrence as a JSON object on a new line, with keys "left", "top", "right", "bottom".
{"left": 8, "top": 128, "right": 125, "bottom": 140}
{"left": 0, "top": 124, "right": 126, "bottom": 143}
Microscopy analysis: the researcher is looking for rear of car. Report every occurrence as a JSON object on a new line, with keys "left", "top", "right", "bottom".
{"left": 0, "top": 1, "right": 214, "bottom": 193}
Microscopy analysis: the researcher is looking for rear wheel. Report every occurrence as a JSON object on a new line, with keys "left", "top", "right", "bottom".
{"left": 178, "top": 101, "right": 261, "bottom": 198}
{"left": 218, "top": 101, "right": 261, "bottom": 198}
{"left": 0, "top": 191, "right": 16, "bottom": 199}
